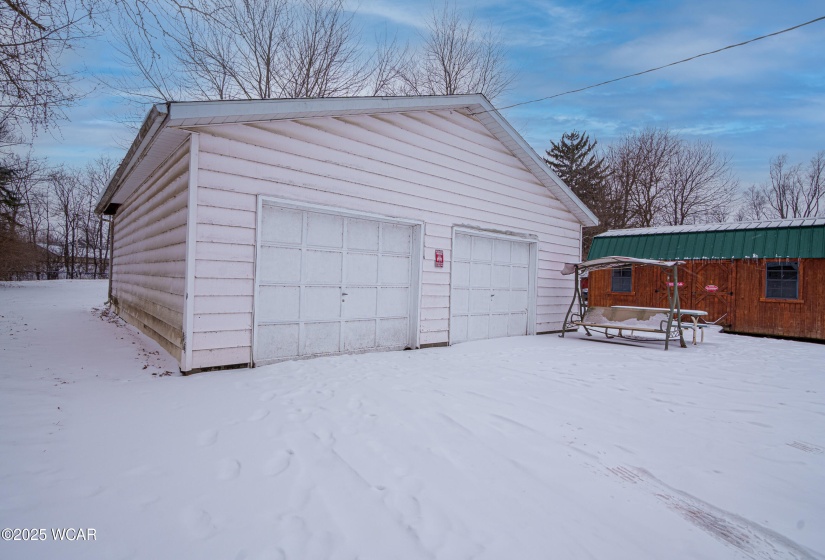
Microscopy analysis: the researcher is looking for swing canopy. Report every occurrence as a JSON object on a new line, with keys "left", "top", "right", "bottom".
{"left": 561, "top": 256, "right": 685, "bottom": 276}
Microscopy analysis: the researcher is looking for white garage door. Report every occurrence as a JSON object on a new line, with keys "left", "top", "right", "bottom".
{"left": 255, "top": 202, "right": 419, "bottom": 363}
{"left": 450, "top": 231, "right": 535, "bottom": 343}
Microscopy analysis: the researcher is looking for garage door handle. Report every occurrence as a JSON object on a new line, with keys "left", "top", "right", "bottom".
{"left": 342, "top": 292, "right": 348, "bottom": 296}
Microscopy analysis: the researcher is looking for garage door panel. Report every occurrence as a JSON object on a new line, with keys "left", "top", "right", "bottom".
{"left": 260, "top": 246, "right": 301, "bottom": 283}
{"left": 454, "top": 234, "right": 472, "bottom": 260}
{"left": 262, "top": 207, "right": 303, "bottom": 245}
{"left": 489, "top": 314, "right": 509, "bottom": 338}
{"left": 377, "top": 318, "right": 408, "bottom": 347}
{"left": 492, "top": 265, "right": 510, "bottom": 288}
{"left": 343, "top": 287, "right": 377, "bottom": 318}
{"left": 494, "top": 240, "right": 511, "bottom": 262}
{"left": 468, "top": 315, "right": 489, "bottom": 340}
{"left": 472, "top": 237, "right": 493, "bottom": 260}
{"left": 452, "top": 288, "right": 469, "bottom": 314}
{"left": 383, "top": 224, "right": 412, "bottom": 254}
{"left": 303, "top": 322, "right": 340, "bottom": 355}
{"left": 306, "top": 212, "right": 343, "bottom": 248}
{"left": 258, "top": 323, "right": 299, "bottom": 360}
{"left": 512, "top": 242, "right": 530, "bottom": 264}
{"left": 347, "top": 219, "right": 379, "bottom": 251}
{"left": 451, "top": 315, "right": 468, "bottom": 343}
{"left": 305, "top": 250, "right": 342, "bottom": 284}
{"left": 470, "top": 262, "right": 491, "bottom": 287}
{"left": 511, "top": 266, "right": 529, "bottom": 289}
{"left": 509, "top": 313, "right": 528, "bottom": 336}
{"left": 470, "top": 289, "right": 491, "bottom": 313}
{"left": 491, "top": 290, "right": 510, "bottom": 312}
{"left": 346, "top": 253, "right": 378, "bottom": 284}
{"left": 259, "top": 285, "right": 300, "bottom": 322}
{"left": 379, "top": 255, "right": 410, "bottom": 284}
{"left": 453, "top": 261, "right": 470, "bottom": 286}
{"left": 378, "top": 287, "right": 409, "bottom": 317}
{"left": 303, "top": 286, "right": 341, "bottom": 319}
{"left": 343, "top": 320, "right": 376, "bottom": 351}
{"left": 510, "top": 290, "right": 528, "bottom": 311}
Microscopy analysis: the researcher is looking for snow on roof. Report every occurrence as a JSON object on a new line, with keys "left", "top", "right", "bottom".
{"left": 596, "top": 216, "right": 825, "bottom": 238}
{"left": 561, "top": 256, "right": 683, "bottom": 275}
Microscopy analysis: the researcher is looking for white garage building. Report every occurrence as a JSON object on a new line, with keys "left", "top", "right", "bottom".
{"left": 96, "top": 95, "right": 597, "bottom": 373}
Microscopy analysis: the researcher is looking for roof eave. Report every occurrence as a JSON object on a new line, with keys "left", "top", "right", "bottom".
{"left": 95, "top": 103, "right": 169, "bottom": 215}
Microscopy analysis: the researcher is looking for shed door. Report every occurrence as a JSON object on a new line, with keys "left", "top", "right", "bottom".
{"left": 450, "top": 232, "right": 534, "bottom": 343}
{"left": 255, "top": 203, "right": 417, "bottom": 363}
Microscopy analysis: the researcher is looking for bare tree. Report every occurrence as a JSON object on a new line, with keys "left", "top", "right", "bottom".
{"left": 1, "top": 0, "right": 100, "bottom": 134}
{"left": 800, "top": 151, "right": 824, "bottom": 218}
{"left": 403, "top": 2, "right": 512, "bottom": 100}
{"left": 365, "top": 31, "right": 411, "bottom": 96}
{"left": 735, "top": 184, "right": 769, "bottom": 222}
{"left": 50, "top": 167, "right": 85, "bottom": 278}
{"left": 112, "top": 0, "right": 368, "bottom": 104}
{"left": 601, "top": 129, "right": 740, "bottom": 229}
{"left": 663, "top": 139, "right": 738, "bottom": 225}
{"left": 764, "top": 154, "right": 802, "bottom": 219}
{"left": 111, "top": 0, "right": 512, "bottom": 107}
{"left": 603, "top": 128, "right": 678, "bottom": 228}
{"left": 736, "top": 152, "right": 825, "bottom": 220}
{"left": 81, "top": 155, "right": 115, "bottom": 278}
{"left": 277, "top": 0, "right": 367, "bottom": 98}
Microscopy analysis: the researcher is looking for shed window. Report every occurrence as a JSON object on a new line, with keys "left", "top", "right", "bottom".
{"left": 611, "top": 267, "right": 632, "bottom": 292}
{"left": 765, "top": 263, "right": 798, "bottom": 299}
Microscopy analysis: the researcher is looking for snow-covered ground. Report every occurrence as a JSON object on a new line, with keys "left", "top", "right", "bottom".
{"left": 1, "top": 280, "right": 823, "bottom": 560}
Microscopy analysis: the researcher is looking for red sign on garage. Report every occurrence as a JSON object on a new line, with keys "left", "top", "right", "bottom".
{"left": 435, "top": 250, "right": 444, "bottom": 268}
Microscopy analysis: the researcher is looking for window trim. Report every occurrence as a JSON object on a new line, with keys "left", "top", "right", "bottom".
{"left": 761, "top": 260, "right": 803, "bottom": 303}
{"left": 610, "top": 266, "right": 633, "bottom": 294}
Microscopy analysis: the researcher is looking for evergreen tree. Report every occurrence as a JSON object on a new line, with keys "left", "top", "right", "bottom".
{"left": 0, "top": 165, "right": 18, "bottom": 235}
{"left": 544, "top": 131, "right": 608, "bottom": 258}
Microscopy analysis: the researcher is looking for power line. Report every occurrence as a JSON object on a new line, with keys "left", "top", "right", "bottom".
{"left": 474, "top": 15, "right": 825, "bottom": 115}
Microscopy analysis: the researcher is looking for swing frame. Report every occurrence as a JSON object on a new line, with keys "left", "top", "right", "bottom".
{"left": 560, "top": 256, "right": 688, "bottom": 350}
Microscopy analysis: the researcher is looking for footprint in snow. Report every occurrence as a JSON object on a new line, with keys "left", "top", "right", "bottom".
{"left": 217, "top": 458, "right": 241, "bottom": 481}
{"left": 260, "top": 390, "right": 278, "bottom": 402}
{"left": 197, "top": 429, "right": 218, "bottom": 447}
{"left": 247, "top": 409, "right": 270, "bottom": 422}
{"left": 181, "top": 506, "right": 217, "bottom": 540}
{"left": 262, "top": 450, "right": 293, "bottom": 477}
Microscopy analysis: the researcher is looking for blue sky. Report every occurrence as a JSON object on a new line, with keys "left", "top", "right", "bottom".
{"left": 36, "top": 0, "right": 825, "bottom": 189}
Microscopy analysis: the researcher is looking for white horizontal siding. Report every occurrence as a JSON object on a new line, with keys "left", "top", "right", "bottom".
{"left": 112, "top": 139, "right": 190, "bottom": 363}
{"left": 193, "top": 109, "right": 580, "bottom": 361}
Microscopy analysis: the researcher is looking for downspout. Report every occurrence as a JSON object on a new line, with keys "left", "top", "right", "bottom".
{"left": 181, "top": 133, "right": 199, "bottom": 373}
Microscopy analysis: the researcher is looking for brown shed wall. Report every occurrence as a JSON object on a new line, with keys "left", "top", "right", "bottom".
{"left": 589, "top": 259, "right": 824, "bottom": 341}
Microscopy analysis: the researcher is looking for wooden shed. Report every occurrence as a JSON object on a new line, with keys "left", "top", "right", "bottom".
{"left": 95, "top": 95, "right": 597, "bottom": 373}
{"left": 587, "top": 218, "right": 825, "bottom": 341}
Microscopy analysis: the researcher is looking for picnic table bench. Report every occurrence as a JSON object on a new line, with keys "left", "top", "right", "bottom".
{"left": 570, "top": 306, "right": 680, "bottom": 339}
{"left": 611, "top": 306, "right": 708, "bottom": 345}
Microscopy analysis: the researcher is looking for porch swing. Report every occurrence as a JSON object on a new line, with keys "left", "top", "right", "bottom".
{"left": 559, "top": 256, "right": 693, "bottom": 350}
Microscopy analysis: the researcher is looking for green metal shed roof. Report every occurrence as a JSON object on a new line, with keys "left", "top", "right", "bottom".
{"left": 588, "top": 218, "right": 825, "bottom": 260}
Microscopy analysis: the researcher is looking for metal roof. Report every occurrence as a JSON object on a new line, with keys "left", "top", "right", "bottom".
{"left": 96, "top": 95, "right": 598, "bottom": 227}
{"left": 589, "top": 218, "right": 825, "bottom": 260}
{"left": 596, "top": 217, "right": 825, "bottom": 237}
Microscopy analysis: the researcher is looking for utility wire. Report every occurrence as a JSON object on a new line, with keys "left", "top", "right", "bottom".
{"left": 474, "top": 15, "right": 825, "bottom": 114}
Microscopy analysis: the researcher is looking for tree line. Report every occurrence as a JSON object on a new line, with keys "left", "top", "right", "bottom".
{"left": 1, "top": 1, "right": 822, "bottom": 278}
{"left": 0, "top": 124, "right": 114, "bottom": 280}
{"left": 544, "top": 130, "right": 824, "bottom": 256}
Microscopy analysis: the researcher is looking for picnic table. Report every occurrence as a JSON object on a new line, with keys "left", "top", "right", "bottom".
{"left": 611, "top": 306, "right": 709, "bottom": 345}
